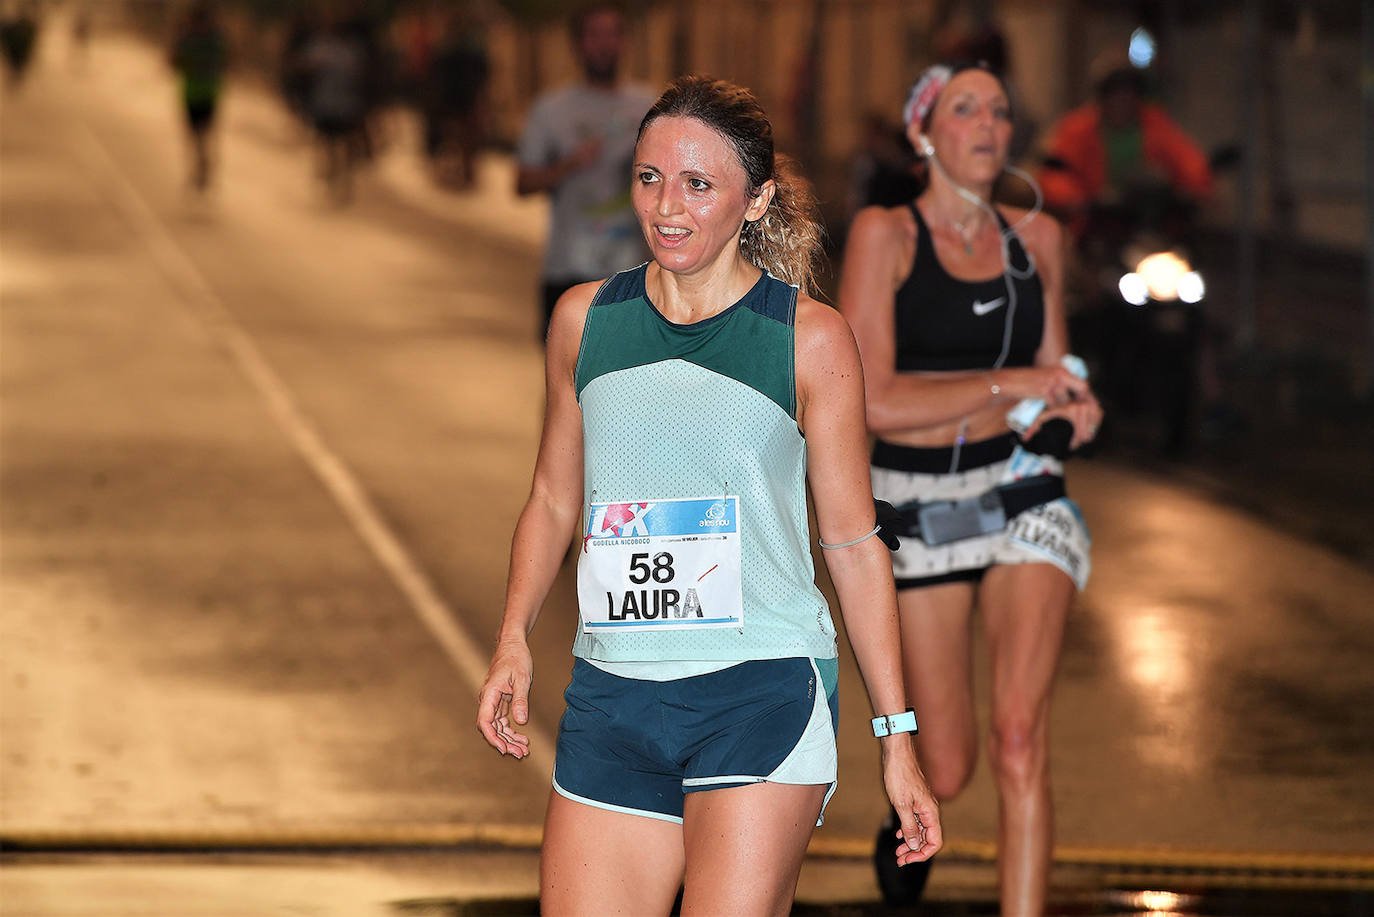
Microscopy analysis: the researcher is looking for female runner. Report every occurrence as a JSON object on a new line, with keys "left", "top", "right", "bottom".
{"left": 479, "top": 75, "right": 942, "bottom": 915}
{"left": 839, "top": 62, "right": 1102, "bottom": 916}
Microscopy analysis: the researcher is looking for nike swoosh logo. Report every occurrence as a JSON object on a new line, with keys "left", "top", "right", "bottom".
{"left": 972, "top": 297, "right": 1006, "bottom": 316}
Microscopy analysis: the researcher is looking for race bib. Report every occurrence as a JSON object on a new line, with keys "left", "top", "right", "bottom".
{"left": 577, "top": 496, "right": 744, "bottom": 632}
{"left": 1000, "top": 446, "right": 1090, "bottom": 590}
{"left": 1006, "top": 499, "right": 1090, "bottom": 586}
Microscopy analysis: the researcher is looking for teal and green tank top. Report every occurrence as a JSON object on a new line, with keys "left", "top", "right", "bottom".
{"left": 572, "top": 262, "right": 836, "bottom": 663}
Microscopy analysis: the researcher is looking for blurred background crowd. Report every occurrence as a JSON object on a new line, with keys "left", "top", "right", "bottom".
{"left": 9, "top": 0, "right": 1353, "bottom": 552}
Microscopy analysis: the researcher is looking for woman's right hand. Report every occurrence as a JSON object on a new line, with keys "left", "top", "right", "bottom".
{"left": 994, "top": 364, "right": 1091, "bottom": 406}
{"left": 476, "top": 635, "right": 534, "bottom": 759}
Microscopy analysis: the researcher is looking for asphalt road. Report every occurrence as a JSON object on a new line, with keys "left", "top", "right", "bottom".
{"left": 3, "top": 22, "right": 1373, "bottom": 916}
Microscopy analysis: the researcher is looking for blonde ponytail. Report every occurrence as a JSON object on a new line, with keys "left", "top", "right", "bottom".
{"left": 740, "top": 154, "right": 824, "bottom": 296}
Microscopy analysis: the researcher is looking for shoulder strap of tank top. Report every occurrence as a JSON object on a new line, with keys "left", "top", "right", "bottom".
{"left": 906, "top": 201, "right": 938, "bottom": 277}
{"left": 908, "top": 200, "right": 929, "bottom": 234}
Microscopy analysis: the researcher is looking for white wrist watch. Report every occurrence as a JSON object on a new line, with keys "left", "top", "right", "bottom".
{"left": 871, "top": 708, "right": 919, "bottom": 737}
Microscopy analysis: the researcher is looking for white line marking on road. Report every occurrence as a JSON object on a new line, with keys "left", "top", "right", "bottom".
{"left": 71, "top": 120, "right": 557, "bottom": 776}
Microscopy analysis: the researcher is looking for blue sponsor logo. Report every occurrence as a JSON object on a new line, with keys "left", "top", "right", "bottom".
{"left": 584, "top": 497, "right": 737, "bottom": 542}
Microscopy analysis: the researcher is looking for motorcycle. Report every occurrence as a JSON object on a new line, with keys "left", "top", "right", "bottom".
{"left": 1090, "top": 187, "right": 1206, "bottom": 457}
{"left": 1048, "top": 144, "right": 1239, "bottom": 459}
{"left": 1050, "top": 173, "right": 1225, "bottom": 458}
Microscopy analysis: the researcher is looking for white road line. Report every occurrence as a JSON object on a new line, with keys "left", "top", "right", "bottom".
{"left": 71, "top": 119, "right": 557, "bottom": 776}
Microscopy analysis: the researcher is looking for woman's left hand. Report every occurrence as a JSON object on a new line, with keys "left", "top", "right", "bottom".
{"left": 881, "top": 737, "right": 943, "bottom": 865}
{"left": 1027, "top": 389, "right": 1104, "bottom": 451}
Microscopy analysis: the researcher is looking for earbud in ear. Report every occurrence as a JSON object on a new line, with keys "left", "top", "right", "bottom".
{"left": 918, "top": 135, "right": 935, "bottom": 157}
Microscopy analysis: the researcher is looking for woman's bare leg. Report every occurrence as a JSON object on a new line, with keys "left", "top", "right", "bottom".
{"left": 540, "top": 790, "right": 686, "bottom": 916}
{"left": 897, "top": 581, "right": 980, "bottom": 798}
{"left": 679, "top": 782, "right": 827, "bottom": 917}
{"left": 978, "top": 562, "right": 1074, "bottom": 917}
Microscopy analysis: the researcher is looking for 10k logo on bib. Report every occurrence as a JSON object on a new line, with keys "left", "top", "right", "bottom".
{"left": 577, "top": 496, "right": 744, "bottom": 631}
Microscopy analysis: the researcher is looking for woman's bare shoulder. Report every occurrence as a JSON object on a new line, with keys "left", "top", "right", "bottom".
{"left": 795, "top": 295, "right": 859, "bottom": 365}
{"left": 546, "top": 278, "right": 605, "bottom": 369}
{"left": 849, "top": 202, "right": 918, "bottom": 248}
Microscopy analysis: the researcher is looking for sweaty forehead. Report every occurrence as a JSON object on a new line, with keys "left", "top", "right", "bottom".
{"left": 637, "top": 116, "right": 745, "bottom": 178}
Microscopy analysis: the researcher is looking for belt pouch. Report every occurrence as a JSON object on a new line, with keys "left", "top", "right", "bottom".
{"left": 916, "top": 490, "right": 1007, "bottom": 546}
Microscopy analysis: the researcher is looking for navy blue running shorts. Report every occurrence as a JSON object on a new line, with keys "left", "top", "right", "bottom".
{"left": 552, "top": 657, "right": 840, "bottom": 825}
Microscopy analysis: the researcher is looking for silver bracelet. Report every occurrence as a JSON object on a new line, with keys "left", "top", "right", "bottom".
{"left": 818, "top": 523, "right": 881, "bottom": 550}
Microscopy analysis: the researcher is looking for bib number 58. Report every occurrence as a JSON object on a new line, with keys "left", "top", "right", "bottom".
{"left": 628, "top": 551, "right": 676, "bottom": 584}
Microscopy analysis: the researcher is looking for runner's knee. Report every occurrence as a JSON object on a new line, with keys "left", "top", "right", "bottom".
{"left": 988, "top": 713, "right": 1048, "bottom": 789}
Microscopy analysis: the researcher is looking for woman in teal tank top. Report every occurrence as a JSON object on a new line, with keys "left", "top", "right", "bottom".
{"left": 478, "top": 75, "right": 941, "bottom": 915}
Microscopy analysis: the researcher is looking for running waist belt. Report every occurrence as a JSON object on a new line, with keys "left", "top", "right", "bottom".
{"left": 881, "top": 476, "right": 1067, "bottom": 547}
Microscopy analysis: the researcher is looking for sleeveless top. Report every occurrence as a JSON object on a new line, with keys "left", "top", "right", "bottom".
{"left": 894, "top": 203, "right": 1044, "bottom": 372}
{"left": 573, "top": 263, "right": 836, "bottom": 664}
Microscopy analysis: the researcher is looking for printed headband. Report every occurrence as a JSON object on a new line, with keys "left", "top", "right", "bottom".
{"left": 903, "top": 64, "right": 952, "bottom": 127}
{"left": 903, "top": 61, "right": 1006, "bottom": 127}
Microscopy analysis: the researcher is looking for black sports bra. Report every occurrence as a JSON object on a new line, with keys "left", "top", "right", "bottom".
{"left": 893, "top": 203, "right": 1044, "bottom": 372}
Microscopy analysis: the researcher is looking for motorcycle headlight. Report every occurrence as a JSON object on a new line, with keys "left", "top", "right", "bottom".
{"left": 1118, "top": 272, "right": 1150, "bottom": 306}
{"left": 1135, "top": 251, "right": 1194, "bottom": 301}
{"left": 1177, "top": 271, "right": 1205, "bottom": 303}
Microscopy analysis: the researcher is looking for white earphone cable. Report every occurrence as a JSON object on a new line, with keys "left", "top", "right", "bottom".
{"left": 920, "top": 145, "right": 1045, "bottom": 472}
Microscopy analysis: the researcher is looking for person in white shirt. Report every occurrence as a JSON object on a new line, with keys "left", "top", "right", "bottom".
{"left": 515, "top": 3, "right": 655, "bottom": 341}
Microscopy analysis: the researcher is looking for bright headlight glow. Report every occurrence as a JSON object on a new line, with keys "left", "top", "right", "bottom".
{"left": 1119, "top": 272, "right": 1150, "bottom": 306}
{"left": 1135, "top": 251, "right": 1192, "bottom": 301}
{"left": 1131, "top": 889, "right": 1185, "bottom": 911}
{"left": 1129, "top": 28, "right": 1157, "bottom": 68}
{"left": 1178, "top": 270, "right": 1205, "bottom": 303}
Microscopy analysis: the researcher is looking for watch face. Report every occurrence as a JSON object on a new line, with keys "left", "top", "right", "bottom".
{"left": 873, "top": 710, "right": 918, "bottom": 737}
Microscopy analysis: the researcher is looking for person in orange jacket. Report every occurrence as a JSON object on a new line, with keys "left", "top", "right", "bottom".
{"left": 1039, "top": 54, "right": 1211, "bottom": 236}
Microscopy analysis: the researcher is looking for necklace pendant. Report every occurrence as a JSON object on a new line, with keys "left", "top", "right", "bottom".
{"left": 950, "top": 218, "right": 976, "bottom": 256}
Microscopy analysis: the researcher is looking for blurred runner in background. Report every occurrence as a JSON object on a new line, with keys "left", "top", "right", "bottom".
{"left": 423, "top": 10, "right": 490, "bottom": 190}
{"left": 298, "top": 15, "right": 368, "bottom": 203}
{"left": 0, "top": 1, "right": 39, "bottom": 89}
{"left": 840, "top": 61, "right": 1101, "bottom": 916}
{"left": 515, "top": 3, "right": 654, "bottom": 341}
{"left": 170, "top": 1, "right": 227, "bottom": 192}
